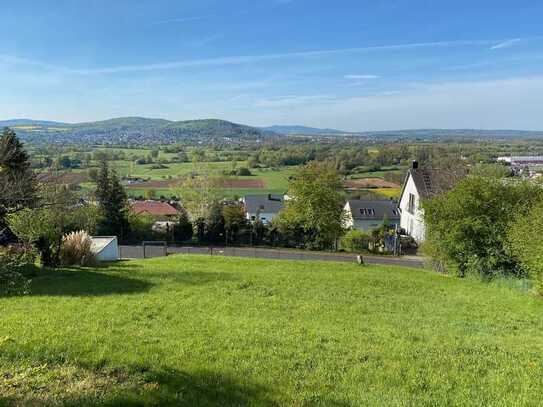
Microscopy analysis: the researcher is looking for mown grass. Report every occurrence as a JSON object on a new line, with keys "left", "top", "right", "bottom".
{"left": 1, "top": 256, "right": 542, "bottom": 406}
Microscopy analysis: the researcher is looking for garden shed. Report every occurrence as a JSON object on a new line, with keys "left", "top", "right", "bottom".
{"left": 90, "top": 236, "right": 119, "bottom": 262}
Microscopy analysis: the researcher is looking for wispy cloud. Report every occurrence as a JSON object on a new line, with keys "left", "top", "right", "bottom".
{"left": 255, "top": 94, "right": 336, "bottom": 107}
{"left": 490, "top": 38, "right": 521, "bottom": 50}
{"left": 152, "top": 15, "right": 210, "bottom": 25}
{"left": 344, "top": 74, "right": 380, "bottom": 80}
{"left": 0, "top": 37, "right": 528, "bottom": 76}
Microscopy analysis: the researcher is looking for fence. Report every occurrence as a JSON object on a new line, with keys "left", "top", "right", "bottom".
{"left": 119, "top": 244, "right": 425, "bottom": 268}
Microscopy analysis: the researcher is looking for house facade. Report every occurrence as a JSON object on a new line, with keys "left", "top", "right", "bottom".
{"left": 344, "top": 200, "right": 400, "bottom": 232}
{"left": 398, "top": 162, "right": 461, "bottom": 243}
{"left": 241, "top": 194, "right": 284, "bottom": 224}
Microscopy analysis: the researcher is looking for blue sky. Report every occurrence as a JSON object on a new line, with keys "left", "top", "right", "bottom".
{"left": 1, "top": 0, "right": 543, "bottom": 131}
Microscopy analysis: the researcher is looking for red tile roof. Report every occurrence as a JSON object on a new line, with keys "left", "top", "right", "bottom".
{"left": 132, "top": 201, "right": 179, "bottom": 217}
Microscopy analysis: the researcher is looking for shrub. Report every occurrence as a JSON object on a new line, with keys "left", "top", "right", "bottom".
{"left": 508, "top": 201, "right": 543, "bottom": 294}
{"left": 0, "top": 244, "right": 36, "bottom": 296}
{"left": 60, "top": 231, "right": 96, "bottom": 266}
{"left": 341, "top": 230, "right": 370, "bottom": 252}
{"left": 424, "top": 176, "right": 543, "bottom": 278}
{"left": 236, "top": 168, "right": 252, "bottom": 176}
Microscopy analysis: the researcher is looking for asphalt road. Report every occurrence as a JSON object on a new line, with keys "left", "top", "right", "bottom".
{"left": 119, "top": 245, "right": 425, "bottom": 269}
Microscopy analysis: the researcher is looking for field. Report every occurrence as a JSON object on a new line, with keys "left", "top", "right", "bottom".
{"left": 1, "top": 255, "right": 543, "bottom": 406}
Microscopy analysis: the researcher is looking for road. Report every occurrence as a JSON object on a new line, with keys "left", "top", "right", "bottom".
{"left": 119, "top": 245, "right": 425, "bottom": 269}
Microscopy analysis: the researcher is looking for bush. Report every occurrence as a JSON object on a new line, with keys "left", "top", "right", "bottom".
{"left": 60, "top": 231, "right": 97, "bottom": 266}
{"left": 0, "top": 245, "right": 36, "bottom": 296}
{"left": 424, "top": 176, "right": 543, "bottom": 278}
{"left": 236, "top": 168, "right": 252, "bottom": 176}
{"left": 341, "top": 230, "right": 370, "bottom": 252}
{"left": 508, "top": 201, "right": 543, "bottom": 294}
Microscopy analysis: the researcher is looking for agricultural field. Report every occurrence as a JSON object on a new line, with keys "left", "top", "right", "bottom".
{"left": 1, "top": 255, "right": 542, "bottom": 405}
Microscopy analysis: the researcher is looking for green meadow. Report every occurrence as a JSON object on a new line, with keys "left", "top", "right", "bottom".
{"left": 1, "top": 255, "right": 542, "bottom": 406}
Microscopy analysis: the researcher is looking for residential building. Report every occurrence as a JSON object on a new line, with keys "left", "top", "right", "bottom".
{"left": 131, "top": 200, "right": 179, "bottom": 220}
{"left": 344, "top": 200, "right": 400, "bottom": 232}
{"left": 398, "top": 162, "right": 460, "bottom": 242}
{"left": 241, "top": 194, "right": 284, "bottom": 224}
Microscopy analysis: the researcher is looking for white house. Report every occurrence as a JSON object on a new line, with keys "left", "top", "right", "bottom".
{"left": 241, "top": 194, "right": 285, "bottom": 224}
{"left": 344, "top": 200, "right": 400, "bottom": 232}
{"left": 398, "top": 162, "right": 459, "bottom": 243}
{"left": 90, "top": 236, "right": 119, "bottom": 261}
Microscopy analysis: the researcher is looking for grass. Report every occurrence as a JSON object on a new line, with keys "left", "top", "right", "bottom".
{"left": 1, "top": 255, "right": 543, "bottom": 406}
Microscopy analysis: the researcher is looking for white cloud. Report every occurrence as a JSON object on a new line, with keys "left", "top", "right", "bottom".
{"left": 0, "top": 38, "right": 510, "bottom": 75}
{"left": 344, "top": 74, "right": 380, "bottom": 80}
{"left": 490, "top": 39, "right": 521, "bottom": 50}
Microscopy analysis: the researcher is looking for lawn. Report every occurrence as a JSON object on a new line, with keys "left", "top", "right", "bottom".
{"left": 1, "top": 256, "right": 542, "bottom": 406}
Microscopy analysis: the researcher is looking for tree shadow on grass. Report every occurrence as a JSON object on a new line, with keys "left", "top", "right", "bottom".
{"left": 27, "top": 264, "right": 153, "bottom": 297}
{"left": 0, "top": 364, "right": 279, "bottom": 407}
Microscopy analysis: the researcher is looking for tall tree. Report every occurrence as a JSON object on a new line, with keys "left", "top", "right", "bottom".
{"left": 95, "top": 161, "right": 130, "bottom": 240}
{"left": 277, "top": 161, "right": 346, "bottom": 250}
{"left": 0, "top": 128, "right": 37, "bottom": 230}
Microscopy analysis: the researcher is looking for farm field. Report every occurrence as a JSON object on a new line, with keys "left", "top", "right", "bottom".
{"left": 1, "top": 255, "right": 542, "bottom": 405}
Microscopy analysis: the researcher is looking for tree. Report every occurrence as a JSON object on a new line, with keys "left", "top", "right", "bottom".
{"left": 223, "top": 204, "right": 247, "bottom": 244}
{"left": 9, "top": 185, "right": 99, "bottom": 267}
{"left": 95, "top": 161, "right": 130, "bottom": 240}
{"left": 276, "top": 162, "right": 346, "bottom": 250}
{"left": 144, "top": 189, "right": 156, "bottom": 200}
{"left": 174, "top": 163, "right": 221, "bottom": 226}
{"left": 0, "top": 128, "right": 37, "bottom": 230}
{"left": 424, "top": 176, "right": 543, "bottom": 278}
{"left": 173, "top": 208, "right": 193, "bottom": 242}
{"left": 508, "top": 201, "right": 543, "bottom": 294}
{"left": 205, "top": 202, "right": 225, "bottom": 243}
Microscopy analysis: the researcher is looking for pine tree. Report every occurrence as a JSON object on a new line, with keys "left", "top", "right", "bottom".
{"left": 95, "top": 161, "right": 130, "bottom": 240}
{"left": 0, "top": 128, "right": 36, "bottom": 230}
{"left": 173, "top": 208, "right": 193, "bottom": 242}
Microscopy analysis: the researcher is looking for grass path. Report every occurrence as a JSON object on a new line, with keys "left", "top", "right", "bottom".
{"left": 1, "top": 256, "right": 542, "bottom": 406}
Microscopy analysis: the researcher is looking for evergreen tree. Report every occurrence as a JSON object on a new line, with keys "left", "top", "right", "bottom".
{"left": 0, "top": 128, "right": 36, "bottom": 230}
{"left": 173, "top": 208, "right": 193, "bottom": 242}
{"left": 95, "top": 160, "right": 130, "bottom": 240}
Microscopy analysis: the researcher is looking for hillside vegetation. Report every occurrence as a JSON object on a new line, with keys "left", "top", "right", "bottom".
{"left": 1, "top": 255, "right": 542, "bottom": 406}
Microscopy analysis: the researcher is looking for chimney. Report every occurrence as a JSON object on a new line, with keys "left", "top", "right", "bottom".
{"left": 412, "top": 160, "right": 419, "bottom": 169}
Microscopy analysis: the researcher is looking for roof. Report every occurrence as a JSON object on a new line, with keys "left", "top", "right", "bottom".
{"left": 243, "top": 194, "right": 284, "bottom": 214}
{"left": 347, "top": 200, "right": 400, "bottom": 220}
{"left": 132, "top": 201, "right": 179, "bottom": 216}
{"left": 403, "top": 168, "right": 461, "bottom": 200}
{"left": 90, "top": 236, "right": 117, "bottom": 254}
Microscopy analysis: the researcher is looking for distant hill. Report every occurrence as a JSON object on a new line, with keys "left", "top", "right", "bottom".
{"left": 0, "top": 117, "right": 274, "bottom": 145}
{"left": 1, "top": 118, "right": 542, "bottom": 144}
{"left": 262, "top": 125, "right": 347, "bottom": 135}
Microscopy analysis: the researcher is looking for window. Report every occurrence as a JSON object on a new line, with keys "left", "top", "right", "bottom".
{"left": 408, "top": 193, "right": 416, "bottom": 214}
{"left": 360, "top": 208, "right": 375, "bottom": 216}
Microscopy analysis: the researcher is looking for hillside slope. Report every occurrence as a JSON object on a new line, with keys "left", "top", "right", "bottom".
{"left": 1, "top": 255, "right": 541, "bottom": 405}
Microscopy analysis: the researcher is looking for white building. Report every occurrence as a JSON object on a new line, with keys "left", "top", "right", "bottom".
{"left": 91, "top": 237, "right": 119, "bottom": 262}
{"left": 398, "top": 162, "right": 458, "bottom": 243}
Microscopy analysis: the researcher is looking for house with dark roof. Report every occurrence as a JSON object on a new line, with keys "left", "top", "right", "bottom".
{"left": 398, "top": 161, "right": 462, "bottom": 242}
{"left": 344, "top": 200, "right": 400, "bottom": 232}
{"left": 241, "top": 194, "right": 284, "bottom": 224}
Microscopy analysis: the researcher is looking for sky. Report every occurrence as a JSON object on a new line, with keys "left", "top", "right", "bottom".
{"left": 1, "top": 0, "right": 543, "bottom": 131}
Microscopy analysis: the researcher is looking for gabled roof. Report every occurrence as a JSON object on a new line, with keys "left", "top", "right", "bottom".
{"left": 347, "top": 200, "right": 400, "bottom": 221}
{"left": 132, "top": 201, "right": 179, "bottom": 216}
{"left": 243, "top": 195, "right": 284, "bottom": 214}
{"left": 400, "top": 167, "right": 462, "bottom": 201}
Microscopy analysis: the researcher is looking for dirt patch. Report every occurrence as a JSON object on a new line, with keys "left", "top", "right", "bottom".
{"left": 344, "top": 178, "right": 400, "bottom": 189}
{"left": 37, "top": 172, "right": 89, "bottom": 185}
